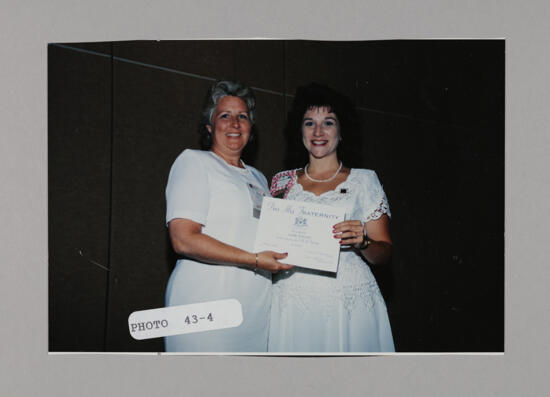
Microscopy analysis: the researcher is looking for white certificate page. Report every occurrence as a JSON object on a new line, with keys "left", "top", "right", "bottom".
{"left": 253, "top": 197, "right": 346, "bottom": 273}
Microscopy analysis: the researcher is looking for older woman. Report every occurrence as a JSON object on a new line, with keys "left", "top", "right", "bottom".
{"left": 164, "top": 80, "right": 291, "bottom": 352}
{"left": 268, "top": 83, "right": 395, "bottom": 352}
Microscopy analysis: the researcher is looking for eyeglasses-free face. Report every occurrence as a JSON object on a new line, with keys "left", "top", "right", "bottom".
{"left": 301, "top": 106, "right": 340, "bottom": 159}
{"left": 208, "top": 95, "right": 252, "bottom": 158}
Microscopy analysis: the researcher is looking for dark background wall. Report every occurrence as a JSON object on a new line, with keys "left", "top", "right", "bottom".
{"left": 48, "top": 40, "right": 504, "bottom": 352}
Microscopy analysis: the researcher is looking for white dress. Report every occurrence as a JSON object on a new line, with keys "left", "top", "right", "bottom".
{"left": 268, "top": 168, "right": 395, "bottom": 352}
{"left": 164, "top": 149, "right": 271, "bottom": 352}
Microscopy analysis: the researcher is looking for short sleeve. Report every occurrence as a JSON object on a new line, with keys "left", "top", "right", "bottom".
{"left": 360, "top": 170, "right": 391, "bottom": 222}
{"left": 165, "top": 150, "right": 210, "bottom": 226}
{"left": 252, "top": 168, "right": 269, "bottom": 193}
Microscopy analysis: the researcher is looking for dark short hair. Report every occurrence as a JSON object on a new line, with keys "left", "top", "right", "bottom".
{"left": 288, "top": 83, "right": 352, "bottom": 136}
{"left": 199, "top": 80, "right": 256, "bottom": 149}
{"left": 283, "top": 83, "right": 360, "bottom": 168}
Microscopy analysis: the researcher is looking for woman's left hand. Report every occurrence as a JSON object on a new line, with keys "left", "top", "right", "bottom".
{"left": 334, "top": 215, "right": 392, "bottom": 265}
{"left": 333, "top": 220, "right": 365, "bottom": 249}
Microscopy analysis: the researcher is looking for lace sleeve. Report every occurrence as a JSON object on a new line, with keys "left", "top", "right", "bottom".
{"left": 270, "top": 170, "right": 297, "bottom": 199}
{"left": 361, "top": 170, "right": 391, "bottom": 222}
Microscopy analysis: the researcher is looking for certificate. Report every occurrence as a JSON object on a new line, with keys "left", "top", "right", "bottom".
{"left": 253, "top": 197, "right": 346, "bottom": 272}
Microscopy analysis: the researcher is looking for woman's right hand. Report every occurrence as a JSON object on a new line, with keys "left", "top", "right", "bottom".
{"left": 255, "top": 251, "right": 293, "bottom": 273}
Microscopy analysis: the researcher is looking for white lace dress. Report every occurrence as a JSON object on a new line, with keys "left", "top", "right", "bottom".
{"left": 268, "top": 168, "right": 395, "bottom": 352}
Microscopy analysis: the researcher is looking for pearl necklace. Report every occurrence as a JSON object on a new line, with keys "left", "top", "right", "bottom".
{"left": 304, "top": 162, "right": 343, "bottom": 183}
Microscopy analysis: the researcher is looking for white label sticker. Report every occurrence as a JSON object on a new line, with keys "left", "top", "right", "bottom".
{"left": 128, "top": 299, "right": 243, "bottom": 340}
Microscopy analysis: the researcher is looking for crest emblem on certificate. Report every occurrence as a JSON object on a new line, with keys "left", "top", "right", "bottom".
{"left": 294, "top": 216, "right": 307, "bottom": 227}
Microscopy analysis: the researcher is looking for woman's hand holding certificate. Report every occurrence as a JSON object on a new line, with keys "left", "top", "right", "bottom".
{"left": 253, "top": 197, "right": 346, "bottom": 273}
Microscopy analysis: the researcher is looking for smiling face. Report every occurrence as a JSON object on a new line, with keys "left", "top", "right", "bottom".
{"left": 301, "top": 106, "right": 340, "bottom": 159}
{"left": 207, "top": 95, "right": 252, "bottom": 158}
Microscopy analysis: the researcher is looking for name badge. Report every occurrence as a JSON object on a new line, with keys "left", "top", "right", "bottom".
{"left": 247, "top": 183, "right": 266, "bottom": 218}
